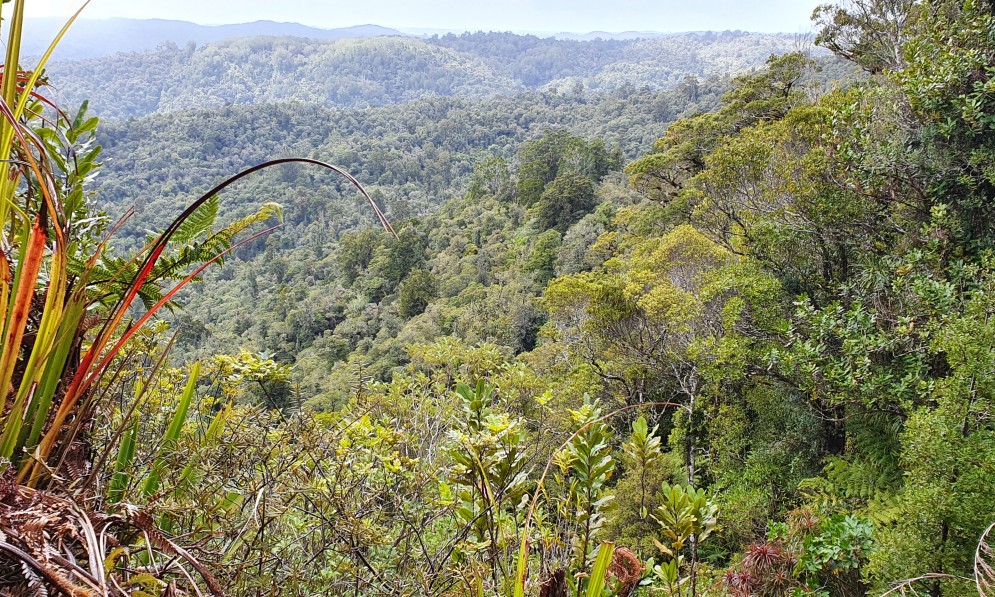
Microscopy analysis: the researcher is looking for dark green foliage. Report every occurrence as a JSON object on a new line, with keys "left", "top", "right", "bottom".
{"left": 516, "top": 130, "right": 617, "bottom": 207}
{"left": 336, "top": 228, "right": 381, "bottom": 284}
{"left": 899, "top": 1, "right": 995, "bottom": 250}
{"left": 397, "top": 268, "right": 438, "bottom": 318}
{"left": 533, "top": 173, "right": 597, "bottom": 233}
{"left": 95, "top": 89, "right": 708, "bottom": 253}
{"left": 372, "top": 225, "right": 427, "bottom": 289}
{"left": 516, "top": 130, "right": 573, "bottom": 207}
{"left": 525, "top": 230, "right": 562, "bottom": 286}
{"left": 467, "top": 156, "right": 514, "bottom": 202}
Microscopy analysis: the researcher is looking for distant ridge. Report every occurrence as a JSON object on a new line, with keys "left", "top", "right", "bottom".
{"left": 22, "top": 17, "right": 803, "bottom": 60}
{"left": 552, "top": 31, "right": 672, "bottom": 41}
{"left": 20, "top": 17, "right": 712, "bottom": 59}
{"left": 23, "top": 17, "right": 406, "bottom": 59}
{"left": 399, "top": 27, "right": 672, "bottom": 40}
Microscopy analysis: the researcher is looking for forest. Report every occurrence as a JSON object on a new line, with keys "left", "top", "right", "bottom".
{"left": 44, "top": 31, "right": 823, "bottom": 118}
{"left": 1, "top": 0, "right": 994, "bottom": 596}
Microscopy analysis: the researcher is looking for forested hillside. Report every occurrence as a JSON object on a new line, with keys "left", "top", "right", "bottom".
{"left": 3, "top": 2, "right": 994, "bottom": 597}
{"left": 46, "top": 31, "right": 821, "bottom": 118}
{"left": 95, "top": 86, "right": 722, "bottom": 234}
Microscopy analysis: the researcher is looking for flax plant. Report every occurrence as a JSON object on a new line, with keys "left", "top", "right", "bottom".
{"left": 0, "top": 0, "right": 394, "bottom": 490}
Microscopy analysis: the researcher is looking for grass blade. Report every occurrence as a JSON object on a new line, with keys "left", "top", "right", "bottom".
{"left": 9, "top": 238, "right": 68, "bottom": 456}
{"left": 108, "top": 416, "right": 139, "bottom": 503}
{"left": 142, "top": 362, "right": 200, "bottom": 497}
{"left": 585, "top": 542, "right": 615, "bottom": 597}
{"left": 513, "top": 534, "right": 528, "bottom": 597}
{"left": 23, "top": 294, "right": 86, "bottom": 454}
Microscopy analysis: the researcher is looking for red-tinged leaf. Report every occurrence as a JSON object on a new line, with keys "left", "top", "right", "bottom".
{"left": 25, "top": 241, "right": 168, "bottom": 485}
{"left": 91, "top": 228, "right": 277, "bottom": 385}
{"left": 0, "top": 216, "right": 45, "bottom": 414}
{"left": 0, "top": 247, "right": 10, "bottom": 342}
{"left": 25, "top": 157, "right": 394, "bottom": 485}
{"left": 23, "top": 226, "right": 278, "bottom": 485}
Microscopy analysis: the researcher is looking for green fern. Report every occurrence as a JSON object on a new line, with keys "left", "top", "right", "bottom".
{"left": 170, "top": 195, "right": 221, "bottom": 246}
{"left": 69, "top": 200, "right": 282, "bottom": 310}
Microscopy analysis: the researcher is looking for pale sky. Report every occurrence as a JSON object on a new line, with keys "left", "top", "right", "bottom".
{"left": 23, "top": 0, "right": 821, "bottom": 34}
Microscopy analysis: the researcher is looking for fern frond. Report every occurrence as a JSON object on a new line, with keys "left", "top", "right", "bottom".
{"left": 170, "top": 195, "right": 219, "bottom": 246}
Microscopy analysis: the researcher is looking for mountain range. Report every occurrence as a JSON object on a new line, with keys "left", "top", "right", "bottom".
{"left": 23, "top": 18, "right": 406, "bottom": 59}
{"left": 26, "top": 17, "right": 714, "bottom": 61}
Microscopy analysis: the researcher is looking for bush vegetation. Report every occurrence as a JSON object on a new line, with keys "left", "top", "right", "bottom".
{"left": 3, "top": 1, "right": 995, "bottom": 596}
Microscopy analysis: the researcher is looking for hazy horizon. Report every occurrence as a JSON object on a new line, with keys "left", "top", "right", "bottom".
{"left": 23, "top": 0, "right": 821, "bottom": 34}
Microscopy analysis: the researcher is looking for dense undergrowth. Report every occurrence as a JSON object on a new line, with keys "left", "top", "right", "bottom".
{"left": 4, "top": 0, "right": 995, "bottom": 596}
